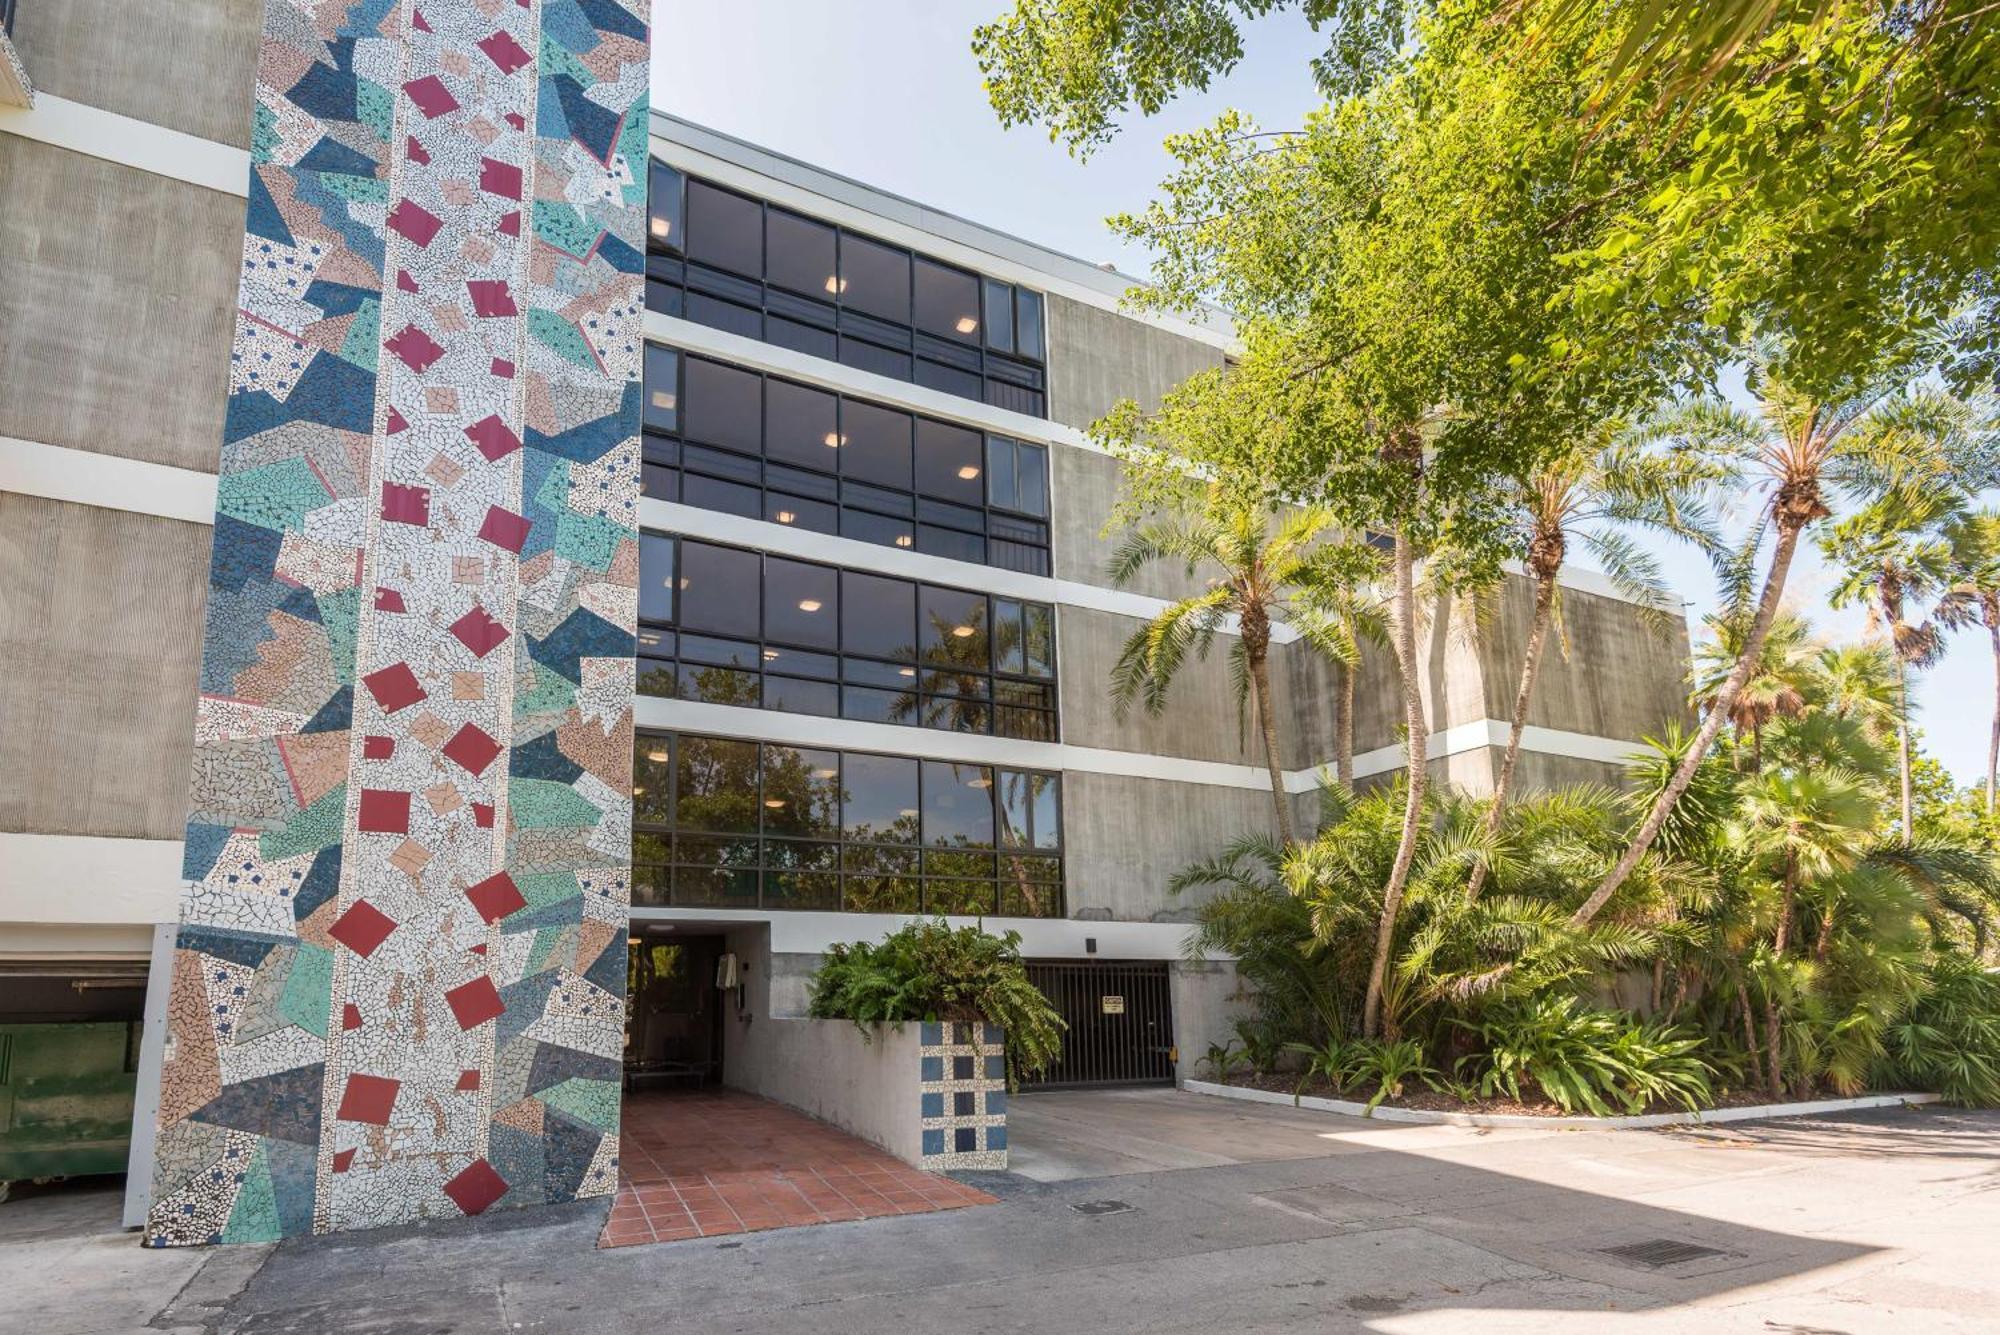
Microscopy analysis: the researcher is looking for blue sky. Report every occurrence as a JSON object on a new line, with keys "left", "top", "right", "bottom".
{"left": 654, "top": 0, "right": 1994, "bottom": 791}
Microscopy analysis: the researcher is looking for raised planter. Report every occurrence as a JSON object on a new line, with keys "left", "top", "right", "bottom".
{"left": 1184, "top": 1078, "right": 1941, "bottom": 1129}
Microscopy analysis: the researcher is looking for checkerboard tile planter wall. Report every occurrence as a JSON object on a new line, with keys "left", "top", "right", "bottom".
{"left": 918, "top": 1022, "right": 1007, "bottom": 1171}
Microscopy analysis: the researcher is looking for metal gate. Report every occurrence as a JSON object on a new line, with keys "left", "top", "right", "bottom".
{"left": 1023, "top": 960, "right": 1175, "bottom": 1088}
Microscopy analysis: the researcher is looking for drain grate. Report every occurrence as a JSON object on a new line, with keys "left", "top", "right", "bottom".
{"left": 1070, "top": 1199, "right": 1134, "bottom": 1216}
{"left": 1599, "top": 1239, "right": 1730, "bottom": 1269}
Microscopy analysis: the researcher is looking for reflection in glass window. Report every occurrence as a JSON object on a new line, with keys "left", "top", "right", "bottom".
{"left": 841, "top": 570, "right": 916, "bottom": 661}
{"left": 843, "top": 752, "right": 919, "bottom": 844}
{"left": 839, "top": 400, "right": 913, "bottom": 490}
{"left": 983, "top": 277, "right": 1013, "bottom": 354}
{"left": 638, "top": 533, "right": 675, "bottom": 625}
{"left": 647, "top": 160, "right": 684, "bottom": 251}
{"left": 676, "top": 735, "right": 760, "bottom": 833}
{"left": 920, "top": 586, "right": 988, "bottom": 669}
{"left": 762, "top": 746, "right": 841, "bottom": 837}
{"left": 914, "top": 418, "right": 983, "bottom": 505}
{"left": 839, "top": 233, "right": 910, "bottom": 321}
{"left": 914, "top": 258, "right": 981, "bottom": 342}
{"left": 764, "top": 379, "right": 838, "bottom": 470}
{"left": 685, "top": 180, "right": 763, "bottom": 277}
{"left": 923, "top": 761, "right": 995, "bottom": 848}
{"left": 677, "top": 541, "right": 760, "bottom": 639}
{"left": 1015, "top": 288, "right": 1045, "bottom": 361}
{"left": 634, "top": 735, "right": 673, "bottom": 826}
{"left": 1024, "top": 603, "right": 1055, "bottom": 678}
{"left": 643, "top": 346, "right": 680, "bottom": 433}
{"left": 766, "top": 207, "right": 836, "bottom": 299}
{"left": 764, "top": 557, "right": 838, "bottom": 649}
{"left": 1030, "top": 772, "right": 1061, "bottom": 849}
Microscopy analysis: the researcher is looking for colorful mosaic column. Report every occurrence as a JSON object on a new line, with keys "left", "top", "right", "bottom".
{"left": 146, "top": 0, "right": 649, "bottom": 1245}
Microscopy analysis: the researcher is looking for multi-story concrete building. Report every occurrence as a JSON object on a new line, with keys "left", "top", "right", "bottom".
{"left": 0, "top": 1, "right": 1688, "bottom": 1236}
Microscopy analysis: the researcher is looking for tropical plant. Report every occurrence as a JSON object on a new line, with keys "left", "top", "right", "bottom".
{"left": 1108, "top": 497, "right": 1378, "bottom": 846}
{"left": 1347, "top": 1037, "right": 1438, "bottom": 1113}
{"left": 1233, "top": 1019, "right": 1288, "bottom": 1077}
{"left": 1947, "top": 509, "right": 2000, "bottom": 816}
{"left": 1199, "top": 1039, "right": 1244, "bottom": 1082}
{"left": 1292, "top": 580, "right": 1389, "bottom": 787}
{"left": 1879, "top": 955, "right": 2000, "bottom": 1106}
{"left": 1285, "top": 1036, "right": 1358, "bottom": 1102}
{"left": 806, "top": 918, "right": 1065, "bottom": 1088}
{"left": 1454, "top": 997, "right": 1715, "bottom": 1116}
{"left": 1688, "top": 609, "right": 1817, "bottom": 772}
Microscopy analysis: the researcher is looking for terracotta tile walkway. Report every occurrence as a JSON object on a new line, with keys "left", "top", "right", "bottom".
{"left": 599, "top": 1088, "right": 996, "bottom": 1248}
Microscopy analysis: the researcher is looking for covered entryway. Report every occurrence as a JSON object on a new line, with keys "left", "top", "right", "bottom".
{"left": 1022, "top": 960, "right": 1176, "bottom": 1089}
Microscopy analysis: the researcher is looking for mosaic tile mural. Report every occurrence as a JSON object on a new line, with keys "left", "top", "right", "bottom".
{"left": 147, "top": 0, "right": 649, "bottom": 1245}
{"left": 917, "top": 1022, "right": 1008, "bottom": 1170}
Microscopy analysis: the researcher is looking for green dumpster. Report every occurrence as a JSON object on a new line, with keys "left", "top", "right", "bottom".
{"left": 0, "top": 1021, "right": 140, "bottom": 1189}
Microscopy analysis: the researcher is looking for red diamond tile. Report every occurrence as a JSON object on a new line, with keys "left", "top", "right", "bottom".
{"left": 465, "top": 871, "right": 525, "bottom": 924}
{"left": 337, "top": 1072, "right": 401, "bottom": 1125}
{"left": 449, "top": 605, "right": 511, "bottom": 658}
{"left": 363, "top": 735, "right": 395, "bottom": 760}
{"left": 478, "top": 506, "right": 531, "bottom": 553}
{"left": 387, "top": 198, "right": 441, "bottom": 246}
{"left": 491, "top": 357, "right": 515, "bottom": 378}
{"left": 443, "top": 1158, "right": 509, "bottom": 1216}
{"left": 442, "top": 722, "right": 502, "bottom": 777}
{"left": 466, "top": 280, "right": 519, "bottom": 319}
{"left": 406, "top": 134, "right": 431, "bottom": 166}
{"left": 498, "top": 211, "right": 520, "bottom": 237}
{"left": 332, "top": 1148, "right": 356, "bottom": 1173}
{"left": 386, "top": 324, "right": 445, "bottom": 373}
{"left": 505, "top": 111, "right": 525, "bottom": 130}
{"left": 362, "top": 662, "right": 427, "bottom": 713}
{"left": 380, "top": 480, "right": 430, "bottom": 526}
{"left": 476, "top": 30, "right": 533, "bottom": 74}
{"left": 397, "top": 269, "right": 420, "bottom": 294}
{"left": 411, "top": 7, "right": 431, "bottom": 32}
{"left": 463, "top": 413, "right": 520, "bottom": 461}
{"left": 478, "top": 156, "right": 523, "bottom": 200}
{"left": 342, "top": 1003, "right": 363, "bottom": 1031}
{"left": 375, "top": 587, "right": 407, "bottom": 614}
{"left": 356, "top": 788, "right": 412, "bottom": 835}
{"left": 329, "top": 900, "right": 397, "bottom": 957}
{"left": 445, "top": 975, "right": 506, "bottom": 1030}
{"left": 472, "top": 802, "right": 496, "bottom": 829}
{"left": 385, "top": 407, "right": 410, "bottom": 434}
{"left": 457, "top": 1069, "right": 481, "bottom": 1092}
{"left": 404, "top": 75, "right": 459, "bottom": 118}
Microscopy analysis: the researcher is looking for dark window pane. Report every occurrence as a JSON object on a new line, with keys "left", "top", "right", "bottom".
{"left": 638, "top": 533, "right": 675, "bottom": 624}
{"left": 647, "top": 160, "right": 684, "bottom": 252}
{"left": 923, "top": 761, "right": 994, "bottom": 848}
{"left": 987, "top": 436, "right": 1017, "bottom": 512}
{"left": 685, "top": 181, "right": 762, "bottom": 277}
{"left": 682, "top": 473, "right": 760, "bottom": 519}
{"left": 762, "top": 647, "right": 837, "bottom": 679}
{"left": 765, "top": 557, "right": 838, "bottom": 649}
{"left": 763, "top": 675, "right": 839, "bottom": 716}
{"left": 916, "top": 525, "right": 984, "bottom": 564}
{"left": 766, "top": 207, "right": 837, "bottom": 298}
{"left": 765, "top": 379, "right": 838, "bottom": 469}
{"left": 914, "top": 258, "right": 981, "bottom": 342}
{"left": 641, "top": 461, "right": 679, "bottom": 501}
{"left": 762, "top": 746, "right": 841, "bottom": 837}
{"left": 997, "top": 770, "right": 1031, "bottom": 849}
{"left": 842, "top": 685, "right": 912, "bottom": 725}
{"left": 1032, "top": 773, "right": 1060, "bottom": 849}
{"left": 637, "top": 657, "right": 676, "bottom": 700}
{"left": 685, "top": 293, "right": 762, "bottom": 340}
{"left": 634, "top": 736, "right": 673, "bottom": 826}
{"left": 679, "top": 633, "right": 759, "bottom": 669}
{"left": 993, "top": 599, "right": 1024, "bottom": 674}
{"left": 1015, "top": 288, "right": 1044, "bottom": 361}
{"left": 914, "top": 418, "right": 984, "bottom": 504}
{"left": 1024, "top": 603, "right": 1055, "bottom": 678}
{"left": 839, "top": 401, "right": 912, "bottom": 489}
{"left": 678, "top": 541, "right": 760, "bottom": 638}
{"left": 921, "top": 697, "right": 989, "bottom": 734}
{"left": 984, "top": 278, "right": 1014, "bottom": 354}
{"left": 839, "top": 338, "right": 913, "bottom": 381}
{"left": 914, "top": 358, "right": 982, "bottom": 401}
{"left": 676, "top": 735, "right": 760, "bottom": 833}
{"left": 841, "top": 570, "right": 915, "bottom": 660}
{"left": 767, "top": 316, "right": 838, "bottom": 361}
{"left": 683, "top": 358, "right": 760, "bottom": 452}
{"left": 840, "top": 233, "right": 909, "bottom": 321}
{"left": 841, "top": 508, "right": 915, "bottom": 551}
{"left": 643, "top": 346, "right": 680, "bottom": 433}
{"left": 920, "top": 586, "right": 988, "bottom": 668}
{"left": 1000, "top": 863, "right": 1061, "bottom": 917}
{"left": 1017, "top": 443, "right": 1049, "bottom": 517}
{"left": 766, "top": 493, "right": 837, "bottom": 534}
{"left": 843, "top": 753, "right": 919, "bottom": 844}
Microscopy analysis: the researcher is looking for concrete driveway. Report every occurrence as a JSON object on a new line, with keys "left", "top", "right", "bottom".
{"left": 4, "top": 1089, "right": 1996, "bottom": 1333}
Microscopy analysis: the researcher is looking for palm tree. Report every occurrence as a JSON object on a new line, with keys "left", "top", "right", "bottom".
{"left": 1108, "top": 495, "right": 1376, "bottom": 846}
{"left": 1823, "top": 484, "right": 1976, "bottom": 836}
{"left": 1810, "top": 641, "right": 1900, "bottom": 740}
{"left": 1947, "top": 510, "right": 2000, "bottom": 815}
{"left": 1464, "top": 432, "right": 1722, "bottom": 898}
{"left": 1572, "top": 351, "right": 1922, "bottom": 929}
{"left": 1688, "top": 609, "right": 1817, "bottom": 772}
{"left": 1293, "top": 579, "right": 1388, "bottom": 787}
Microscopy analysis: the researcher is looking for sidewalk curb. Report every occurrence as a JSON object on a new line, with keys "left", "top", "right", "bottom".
{"left": 1181, "top": 1079, "right": 1942, "bottom": 1129}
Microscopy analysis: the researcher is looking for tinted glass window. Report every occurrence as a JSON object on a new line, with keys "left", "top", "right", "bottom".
{"left": 643, "top": 346, "right": 680, "bottom": 433}
{"left": 1015, "top": 289, "right": 1045, "bottom": 361}
{"left": 914, "top": 419, "right": 984, "bottom": 505}
{"left": 648, "top": 161, "right": 684, "bottom": 252}
{"left": 1024, "top": 603, "right": 1055, "bottom": 678}
{"left": 914, "top": 258, "right": 981, "bottom": 342}
{"left": 765, "top": 379, "right": 837, "bottom": 470}
{"left": 638, "top": 533, "right": 675, "bottom": 625}
{"left": 840, "top": 401, "right": 913, "bottom": 490}
{"left": 762, "top": 745, "right": 840, "bottom": 837}
{"left": 1031, "top": 772, "right": 1061, "bottom": 849}
{"left": 635, "top": 735, "right": 673, "bottom": 826}
{"left": 992, "top": 599, "right": 1025, "bottom": 674}
{"left": 986, "top": 436, "right": 1018, "bottom": 512}
{"left": 843, "top": 753, "right": 919, "bottom": 843}
{"left": 841, "top": 571, "right": 915, "bottom": 660}
{"left": 1016, "top": 443, "right": 1049, "bottom": 516}
{"left": 766, "top": 207, "right": 836, "bottom": 298}
{"left": 765, "top": 557, "right": 838, "bottom": 650}
{"left": 840, "top": 233, "right": 909, "bottom": 321}
{"left": 923, "top": 762, "right": 994, "bottom": 848}
{"left": 920, "top": 586, "right": 988, "bottom": 669}
{"left": 678, "top": 541, "right": 760, "bottom": 639}
{"left": 677, "top": 734, "right": 759, "bottom": 833}
{"left": 683, "top": 358, "right": 760, "bottom": 453}
{"left": 998, "top": 770, "right": 1031, "bottom": 848}
{"left": 685, "top": 181, "right": 763, "bottom": 277}
{"left": 983, "top": 278, "right": 1013, "bottom": 354}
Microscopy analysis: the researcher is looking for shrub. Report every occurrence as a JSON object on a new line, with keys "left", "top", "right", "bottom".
{"left": 1878, "top": 956, "right": 2000, "bottom": 1106}
{"left": 1454, "top": 997, "right": 1715, "bottom": 1116}
{"left": 806, "top": 918, "right": 1065, "bottom": 1088}
{"left": 1347, "top": 1037, "right": 1438, "bottom": 1112}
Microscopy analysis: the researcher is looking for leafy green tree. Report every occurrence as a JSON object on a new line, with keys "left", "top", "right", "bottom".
{"left": 1108, "top": 496, "right": 1377, "bottom": 845}
{"left": 1688, "top": 608, "right": 1817, "bottom": 772}
{"left": 1946, "top": 509, "right": 2000, "bottom": 816}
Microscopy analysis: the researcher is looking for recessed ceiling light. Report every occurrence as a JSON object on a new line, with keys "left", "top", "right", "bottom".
{"left": 798, "top": 599, "right": 822, "bottom": 613}
{"left": 632, "top": 784, "right": 646, "bottom": 796}
{"left": 813, "top": 767, "right": 837, "bottom": 779}
{"left": 898, "top": 667, "right": 916, "bottom": 677}
{"left": 646, "top": 747, "right": 668, "bottom": 763}
{"left": 952, "top": 625, "right": 976, "bottom": 638}
{"left": 639, "top": 633, "right": 660, "bottom": 648}
{"left": 894, "top": 534, "right": 913, "bottom": 547}
{"left": 775, "top": 510, "right": 796, "bottom": 524}
{"left": 650, "top": 390, "right": 676, "bottom": 410}
{"left": 678, "top": 577, "right": 691, "bottom": 589}
{"left": 957, "top": 465, "right": 981, "bottom": 480}
{"left": 764, "top": 797, "right": 787, "bottom": 808}
{"left": 649, "top": 218, "right": 670, "bottom": 238}
{"left": 824, "top": 432, "right": 844, "bottom": 448}
{"left": 899, "top": 808, "right": 918, "bottom": 819}
{"left": 955, "top": 316, "right": 979, "bottom": 334}
{"left": 824, "top": 275, "right": 847, "bottom": 295}
{"left": 762, "top": 649, "right": 779, "bottom": 661}
{"left": 968, "top": 776, "right": 993, "bottom": 789}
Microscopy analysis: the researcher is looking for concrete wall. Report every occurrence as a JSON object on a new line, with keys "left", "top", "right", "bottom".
{"left": 0, "top": 139, "right": 240, "bottom": 471}
{"left": 9, "top": 0, "right": 261, "bottom": 147}
{"left": 1481, "top": 580, "right": 1693, "bottom": 741}
{"left": 1057, "top": 604, "right": 1271, "bottom": 765}
{"left": 1169, "top": 959, "right": 1254, "bottom": 1086}
{"left": 0, "top": 496, "right": 209, "bottom": 839}
{"left": 728, "top": 1012, "right": 929, "bottom": 1163}
{"left": 1061, "top": 772, "right": 1282, "bottom": 922}
{"left": 1044, "top": 292, "right": 1225, "bottom": 433}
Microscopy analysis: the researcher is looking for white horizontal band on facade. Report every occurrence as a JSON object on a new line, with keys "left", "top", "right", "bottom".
{"left": 0, "top": 833, "right": 184, "bottom": 930}
{"left": 0, "top": 434, "right": 219, "bottom": 524}
{"left": 626, "top": 906, "right": 1217, "bottom": 961}
{"left": 652, "top": 114, "right": 1236, "bottom": 354}
{"left": 0, "top": 92, "right": 249, "bottom": 197}
{"left": 1346, "top": 718, "right": 1648, "bottom": 781}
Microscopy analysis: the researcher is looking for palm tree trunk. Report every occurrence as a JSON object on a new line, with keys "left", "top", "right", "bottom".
{"left": 1987, "top": 609, "right": 2000, "bottom": 818}
{"left": 1335, "top": 659, "right": 1356, "bottom": 787}
{"left": 1244, "top": 620, "right": 1295, "bottom": 847}
{"left": 1765, "top": 854, "right": 1797, "bottom": 1100}
{"left": 1467, "top": 567, "right": 1557, "bottom": 900}
{"left": 1363, "top": 528, "right": 1427, "bottom": 1039}
{"left": 1897, "top": 660, "right": 1914, "bottom": 837}
{"left": 1572, "top": 511, "right": 1812, "bottom": 929}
